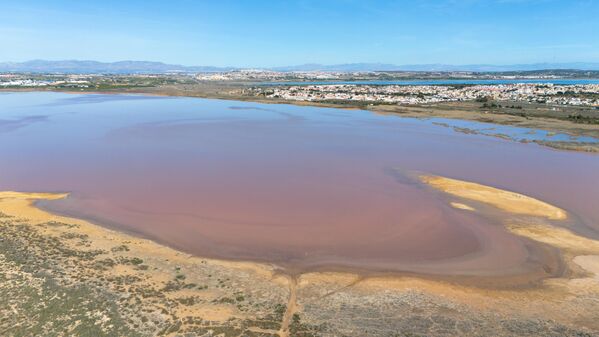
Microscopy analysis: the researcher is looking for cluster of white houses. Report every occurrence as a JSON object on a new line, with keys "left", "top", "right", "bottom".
{"left": 0, "top": 75, "right": 90, "bottom": 88}
{"left": 256, "top": 83, "right": 599, "bottom": 106}
{"left": 196, "top": 70, "right": 347, "bottom": 81}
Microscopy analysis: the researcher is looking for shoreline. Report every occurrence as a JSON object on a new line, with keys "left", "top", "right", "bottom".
{"left": 3, "top": 175, "right": 599, "bottom": 334}
{"left": 28, "top": 174, "right": 575, "bottom": 289}
{"left": 32, "top": 192, "right": 561, "bottom": 289}
{"left": 3, "top": 173, "right": 596, "bottom": 287}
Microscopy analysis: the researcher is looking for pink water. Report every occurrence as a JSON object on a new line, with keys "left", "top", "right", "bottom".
{"left": 1, "top": 92, "right": 598, "bottom": 277}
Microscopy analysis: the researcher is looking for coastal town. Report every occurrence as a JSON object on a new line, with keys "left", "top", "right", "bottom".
{"left": 194, "top": 69, "right": 597, "bottom": 82}
{"left": 251, "top": 83, "right": 599, "bottom": 107}
{"left": 0, "top": 74, "right": 91, "bottom": 88}
{"left": 2, "top": 71, "right": 599, "bottom": 108}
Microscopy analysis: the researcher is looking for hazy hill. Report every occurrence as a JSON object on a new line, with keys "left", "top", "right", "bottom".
{"left": 1, "top": 60, "right": 598, "bottom": 74}
{"left": 0, "top": 60, "right": 233, "bottom": 74}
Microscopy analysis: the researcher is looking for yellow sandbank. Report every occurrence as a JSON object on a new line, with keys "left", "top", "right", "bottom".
{"left": 420, "top": 175, "right": 567, "bottom": 220}
{"left": 450, "top": 202, "right": 475, "bottom": 211}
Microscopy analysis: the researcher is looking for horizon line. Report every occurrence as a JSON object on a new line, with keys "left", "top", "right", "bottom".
{"left": 2, "top": 59, "right": 599, "bottom": 68}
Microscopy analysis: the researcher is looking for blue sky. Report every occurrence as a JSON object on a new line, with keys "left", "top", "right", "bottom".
{"left": 1, "top": 0, "right": 597, "bottom": 67}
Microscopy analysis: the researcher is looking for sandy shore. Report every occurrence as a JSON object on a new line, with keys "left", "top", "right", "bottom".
{"left": 2, "top": 175, "right": 599, "bottom": 335}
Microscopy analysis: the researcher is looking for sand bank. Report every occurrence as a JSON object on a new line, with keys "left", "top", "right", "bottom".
{"left": 420, "top": 175, "right": 567, "bottom": 220}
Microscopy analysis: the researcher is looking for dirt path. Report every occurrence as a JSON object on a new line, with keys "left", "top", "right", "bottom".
{"left": 278, "top": 276, "right": 298, "bottom": 337}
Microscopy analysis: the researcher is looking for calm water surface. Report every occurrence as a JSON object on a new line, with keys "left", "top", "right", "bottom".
{"left": 1, "top": 92, "right": 598, "bottom": 275}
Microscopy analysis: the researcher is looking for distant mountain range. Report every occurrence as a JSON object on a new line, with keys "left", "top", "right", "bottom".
{"left": 0, "top": 60, "right": 235, "bottom": 74}
{"left": 1, "top": 60, "right": 599, "bottom": 74}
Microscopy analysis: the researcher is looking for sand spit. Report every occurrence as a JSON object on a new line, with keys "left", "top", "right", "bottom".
{"left": 420, "top": 175, "right": 599, "bottom": 277}
{"left": 450, "top": 202, "right": 475, "bottom": 211}
{"left": 2, "top": 185, "right": 599, "bottom": 336}
{"left": 420, "top": 175, "right": 567, "bottom": 220}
